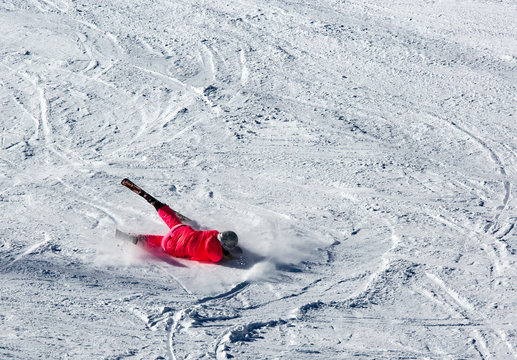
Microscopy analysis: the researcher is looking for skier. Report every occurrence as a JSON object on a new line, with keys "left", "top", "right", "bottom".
{"left": 118, "top": 179, "right": 238, "bottom": 263}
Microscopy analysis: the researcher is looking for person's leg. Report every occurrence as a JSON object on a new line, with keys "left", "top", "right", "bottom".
{"left": 139, "top": 235, "right": 164, "bottom": 249}
{"left": 157, "top": 205, "right": 183, "bottom": 229}
{"left": 115, "top": 230, "right": 163, "bottom": 249}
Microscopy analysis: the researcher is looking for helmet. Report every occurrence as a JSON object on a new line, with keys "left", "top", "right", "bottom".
{"left": 218, "top": 231, "right": 238, "bottom": 250}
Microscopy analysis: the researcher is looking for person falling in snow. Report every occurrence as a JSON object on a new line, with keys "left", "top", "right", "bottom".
{"left": 117, "top": 178, "right": 238, "bottom": 263}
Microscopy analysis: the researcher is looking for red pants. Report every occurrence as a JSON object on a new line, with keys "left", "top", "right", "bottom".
{"left": 141, "top": 205, "right": 183, "bottom": 249}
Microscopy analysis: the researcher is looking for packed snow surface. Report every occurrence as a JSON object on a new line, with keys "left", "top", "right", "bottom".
{"left": 1, "top": 0, "right": 517, "bottom": 358}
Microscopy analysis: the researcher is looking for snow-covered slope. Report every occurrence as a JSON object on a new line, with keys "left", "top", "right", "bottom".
{"left": 1, "top": 0, "right": 516, "bottom": 358}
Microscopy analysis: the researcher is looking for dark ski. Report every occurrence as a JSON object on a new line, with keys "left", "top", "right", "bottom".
{"left": 121, "top": 178, "right": 191, "bottom": 222}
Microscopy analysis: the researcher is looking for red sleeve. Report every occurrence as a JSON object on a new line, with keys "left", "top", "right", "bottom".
{"left": 205, "top": 236, "right": 223, "bottom": 263}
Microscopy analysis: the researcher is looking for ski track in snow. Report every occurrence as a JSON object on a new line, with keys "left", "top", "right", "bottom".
{"left": 1, "top": 0, "right": 517, "bottom": 358}
{"left": 3, "top": 233, "right": 53, "bottom": 269}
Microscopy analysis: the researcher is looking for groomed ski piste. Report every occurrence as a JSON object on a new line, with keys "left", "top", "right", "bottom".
{"left": 1, "top": 0, "right": 516, "bottom": 358}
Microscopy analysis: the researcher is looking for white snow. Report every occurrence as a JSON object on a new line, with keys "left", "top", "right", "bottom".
{"left": 1, "top": 0, "right": 517, "bottom": 358}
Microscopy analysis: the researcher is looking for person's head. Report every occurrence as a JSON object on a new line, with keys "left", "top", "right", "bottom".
{"left": 217, "top": 231, "right": 238, "bottom": 251}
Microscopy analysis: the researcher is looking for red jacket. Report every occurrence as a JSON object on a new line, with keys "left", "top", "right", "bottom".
{"left": 161, "top": 226, "right": 223, "bottom": 262}
{"left": 156, "top": 206, "right": 223, "bottom": 263}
